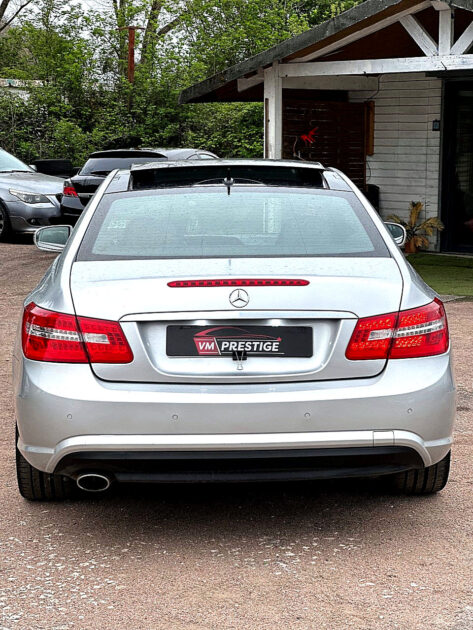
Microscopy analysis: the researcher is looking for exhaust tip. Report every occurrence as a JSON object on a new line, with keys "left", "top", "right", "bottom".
{"left": 76, "top": 473, "right": 111, "bottom": 492}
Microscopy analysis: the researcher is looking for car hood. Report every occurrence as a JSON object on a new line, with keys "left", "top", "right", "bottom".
{"left": 0, "top": 171, "right": 64, "bottom": 193}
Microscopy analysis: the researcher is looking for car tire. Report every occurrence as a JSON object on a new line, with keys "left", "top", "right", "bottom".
{"left": 390, "top": 451, "right": 451, "bottom": 495}
{"left": 0, "top": 203, "right": 12, "bottom": 241}
{"left": 16, "top": 430, "right": 76, "bottom": 501}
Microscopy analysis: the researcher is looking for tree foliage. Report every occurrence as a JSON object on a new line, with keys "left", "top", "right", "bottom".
{"left": 0, "top": 0, "right": 364, "bottom": 164}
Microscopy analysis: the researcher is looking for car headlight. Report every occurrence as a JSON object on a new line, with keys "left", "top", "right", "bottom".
{"left": 9, "top": 189, "right": 51, "bottom": 204}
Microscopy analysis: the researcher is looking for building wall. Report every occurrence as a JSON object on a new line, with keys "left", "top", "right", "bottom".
{"left": 350, "top": 73, "right": 442, "bottom": 250}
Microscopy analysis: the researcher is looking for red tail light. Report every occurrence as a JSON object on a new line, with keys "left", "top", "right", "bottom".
{"left": 168, "top": 279, "right": 309, "bottom": 287}
{"left": 345, "top": 312, "right": 397, "bottom": 361}
{"left": 22, "top": 303, "right": 87, "bottom": 363}
{"left": 77, "top": 316, "right": 134, "bottom": 363}
{"left": 390, "top": 299, "right": 449, "bottom": 359}
{"left": 63, "top": 181, "right": 78, "bottom": 197}
{"left": 346, "top": 299, "right": 448, "bottom": 361}
{"left": 22, "top": 303, "right": 133, "bottom": 364}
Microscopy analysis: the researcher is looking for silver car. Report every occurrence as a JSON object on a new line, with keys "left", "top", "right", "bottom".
{"left": 13, "top": 160, "right": 455, "bottom": 500}
{"left": 0, "top": 148, "right": 63, "bottom": 239}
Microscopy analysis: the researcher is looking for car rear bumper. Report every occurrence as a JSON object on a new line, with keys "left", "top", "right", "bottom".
{"left": 14, "top": 353, "right": 456, "bottom": 476}
{"left": 59, "top": 196, "right": 84, "bottom": 224}
{"left": 53, "top": 446, "right": 424, "bottom": 483}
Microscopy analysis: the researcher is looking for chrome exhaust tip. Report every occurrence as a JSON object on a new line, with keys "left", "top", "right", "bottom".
{"left": 76, "top": 473, "right": 111, "bottom": 492}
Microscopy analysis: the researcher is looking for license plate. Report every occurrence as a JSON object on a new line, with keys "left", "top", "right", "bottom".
{"left": 166, "top": 325, "right": 313, "bottom": 357}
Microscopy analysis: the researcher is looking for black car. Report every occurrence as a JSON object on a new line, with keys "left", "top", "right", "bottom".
{"left": 59, "top": 148, "right": 218, "bottom": 223}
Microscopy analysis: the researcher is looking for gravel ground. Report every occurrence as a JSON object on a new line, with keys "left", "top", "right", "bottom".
{"left": 0, "top": 241, "right": 472, "bottom": 630}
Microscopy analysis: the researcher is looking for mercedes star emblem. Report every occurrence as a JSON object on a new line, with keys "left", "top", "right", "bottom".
{"left": 229, "top": 288, "right": 249, "bottom": 308}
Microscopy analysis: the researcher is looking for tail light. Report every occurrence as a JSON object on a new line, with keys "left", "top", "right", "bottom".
{"left": 346, "top": 299, "right": 448, "bottom": 360}
{"left": 63, "top": 180, "right": 78, "bottom": 197}
{"left": 390, "top": 299, "right": 449, "bottom": 359}
{"left": 168, "top": 279, "right": 309, "bottom": 287}
{"left": 22, "top": 303, "right": 133, "bottom": 364}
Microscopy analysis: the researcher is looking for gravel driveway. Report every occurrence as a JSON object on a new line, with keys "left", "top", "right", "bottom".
{"left": 0, "top": 242, "right": 472, "bottom": 630}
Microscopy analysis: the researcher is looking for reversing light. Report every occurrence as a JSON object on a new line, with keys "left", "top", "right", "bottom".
{"left": 168, "top": 279, "right": 310, "bottom": 287}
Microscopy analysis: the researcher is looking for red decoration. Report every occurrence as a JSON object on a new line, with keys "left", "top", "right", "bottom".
{"left": 300, "top": 127, "right": 319, "bottom": 146}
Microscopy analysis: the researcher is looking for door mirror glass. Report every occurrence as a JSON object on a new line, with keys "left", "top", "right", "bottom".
{"left": 384, "top": 222, "right": 407, "bottom": 247}
{"left": 34, "top": 225, "right": 72, "bottom": 252}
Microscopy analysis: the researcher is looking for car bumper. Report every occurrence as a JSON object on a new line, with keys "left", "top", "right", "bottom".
{"left": 6, "top": 200, "right": 61, "bottom": 233}
{"left": 59, "top": 196, "right": 84, "bottom": 224}
{"left": 53, "top": 446, "right": 425, "bottom": 483}
{"left": 14, "top": 353, "right": 456, "bottom": 478}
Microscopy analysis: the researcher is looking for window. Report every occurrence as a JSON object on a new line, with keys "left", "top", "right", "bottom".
{"left": 77, "top": 187, "right": 389, "bottom": 261}
{"left": 80, "top": 156, "right": 166, "bottom": 176}
{"left": 0, "top": 149, "right": 31, "bottom": 173}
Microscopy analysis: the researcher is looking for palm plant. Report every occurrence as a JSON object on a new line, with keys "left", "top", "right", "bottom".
{"left": 387, "top": 201, "right": 444, "bottom": 252}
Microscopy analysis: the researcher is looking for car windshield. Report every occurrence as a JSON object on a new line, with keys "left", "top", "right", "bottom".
{"left": 0, "top": 149, "right": 31, "bottom": 172}
{"left": 80, "top": 156, "right": 166, "bottom": 175}
{"left": 77, "top": 187, "right": 389, "bottom": 261}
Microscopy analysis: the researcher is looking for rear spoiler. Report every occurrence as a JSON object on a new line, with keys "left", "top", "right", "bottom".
{"left": 129, "top": 160, "right": 326, "bottom": 190}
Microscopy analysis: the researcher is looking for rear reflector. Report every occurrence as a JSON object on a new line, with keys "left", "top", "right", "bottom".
{"left": 22, "top": 303, "right": 133, "bottom": 364}
{"left": 168, "top": 279, "right": 309, "bottom": 288}
{"left": 346, "top": 299, "right": 448, "bottom": 360}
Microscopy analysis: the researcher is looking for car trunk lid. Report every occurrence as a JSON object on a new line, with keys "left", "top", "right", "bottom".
{"left": 70, "top": 257, "right": 403, "bottom": 384}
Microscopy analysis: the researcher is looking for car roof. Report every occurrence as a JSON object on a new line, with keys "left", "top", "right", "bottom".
{"left": 88, "top": 149, "right": 167, "bottom": 159}
{"left": 87, "top": 148, "right": 218, "bottom": 161}
{"left": 130, "top": 158, "right": 324, "bottom": 173}
{"left": 158, "top": 148, "right": 218, "bottom": 159}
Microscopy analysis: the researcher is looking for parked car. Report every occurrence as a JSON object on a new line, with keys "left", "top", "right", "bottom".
{"left": 0, "top": 148, "right": 63, "bottom": 240}
{"left": 14, "top": 159, "right": 455, "bottom": 501}
{"left": 59, "top": 147, "right": 218, "bottom": 224}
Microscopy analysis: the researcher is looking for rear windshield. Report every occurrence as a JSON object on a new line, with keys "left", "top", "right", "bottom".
{"left": 77, "top": 187, "right": 389, "bottom": 260}
{"left": 80, "top": 156, "right": 166, "bottom": 176}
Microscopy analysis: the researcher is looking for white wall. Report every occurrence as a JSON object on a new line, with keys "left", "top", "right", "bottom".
{"left": 350, "top": 73, "right": 442, "bottom": 249}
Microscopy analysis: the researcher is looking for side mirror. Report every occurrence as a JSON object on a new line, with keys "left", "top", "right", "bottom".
{"left": 384, "top": 222, "right": 407, "bottom": 248}
{"left": 34, "top": 225, "right": 72, "bottom": 252}
{"left": 29, "top": 164, "right": 38, "bottom": 172}
{"left": 71, "top": 166, "right": 81, "bottom": 176}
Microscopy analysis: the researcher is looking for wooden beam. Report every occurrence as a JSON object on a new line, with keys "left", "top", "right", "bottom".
{"left": 400, "top": 15, "right": 438, "bottom": 56}
{"left": 279, "top": 56, "right": 473, "bottom": 78}
{"left": 294, "top": 1, "right": 431, "bottom": 63}
{"left": 264, "top": 62, "right": 282, "bottom": 159}
{"left": 438, "top": 7, "right": 454, "bottom": 56}
{"left": 282, "top": 76, "right": 379, "bottom": 91}
{"left": 237, "top": 70, "right": 264, "bottom": 93}
{"left": 431, "top": 1, "right": 451, "bottom": 9}
{"left": 451, "top": 22, "right": 473, "bottom": 55}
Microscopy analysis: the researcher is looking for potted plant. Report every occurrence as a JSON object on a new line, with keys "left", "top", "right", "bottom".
{"left": 387, "top": 201, "right": 444, "bottom": 254}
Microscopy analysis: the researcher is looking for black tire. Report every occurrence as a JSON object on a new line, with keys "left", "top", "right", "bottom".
{"left": 16, "top": 433, "right": 76, "bottom": 501}
{"left": 390, "top": 451, "right": 451, "bottom": 495}
{"left": 0, "top": 203, "right": 12, "bottom": 241}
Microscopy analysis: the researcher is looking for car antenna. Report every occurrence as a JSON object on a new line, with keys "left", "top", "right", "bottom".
{"left": 223, "top": 170, "right": 234, "bottom": 196}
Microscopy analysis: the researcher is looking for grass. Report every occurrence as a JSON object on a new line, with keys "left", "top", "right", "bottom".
{"left": 407, "top": 253, "right": 473, "bottom": 297}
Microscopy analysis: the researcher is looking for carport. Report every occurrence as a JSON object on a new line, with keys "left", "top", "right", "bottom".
{"left": 180, "top": 0, "right": 473, "bottom": 253}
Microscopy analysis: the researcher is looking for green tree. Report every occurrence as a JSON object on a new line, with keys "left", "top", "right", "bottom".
{"left": 0, "top": 0, "right": 367, "bottom": 163}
